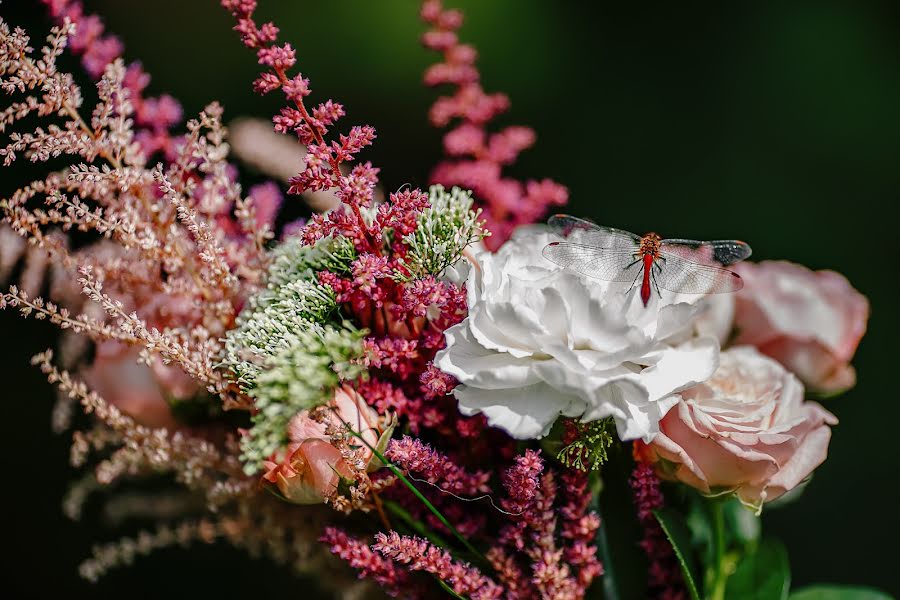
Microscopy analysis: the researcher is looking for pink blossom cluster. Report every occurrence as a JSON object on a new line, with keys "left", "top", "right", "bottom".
{"left": 41, "top": 0, "right": 183, "bottom": 159}
{"left": 420, "top": 0, "right": 569, "bottom": 249}
{"left": 483, "top": 453, "right": 602, "bottom": 598}
{"left": 320, "top": 527, "right": 416, "bottom": 597}
{"left": 630, "top": 462, "right": 686, "bottom": 599}
{"left": 221, "top": 0, "right": 378, "bottom": 245}
{"left": 385, "top": 435, "right": 491, "bottom": 495}
{"left": 374, "top": 531, "right": 502, "bottom": 599}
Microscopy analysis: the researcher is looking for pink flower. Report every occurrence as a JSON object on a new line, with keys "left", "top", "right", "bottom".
{"left": 80, "top": 342, "right": 179, "bottom": 430}
{"left": 373, "top": 531, "right": 502, "bottom": 599}
{"left": 262, "top": 438, "right": 354, "bottom": 504}
{"left": 732, "top": 261, "right": 869, "bottom": 393}
{"left": 635, "top": 346, "right": 838, "bottom": 510}
{"left": 262, "top": 386, "right": 391, "bottom": 504}
{"left": 385, "top": 435, "right": 491, "bottom": 495}
{"left": 420, "top": 0, "right": 568, "bottom": 249}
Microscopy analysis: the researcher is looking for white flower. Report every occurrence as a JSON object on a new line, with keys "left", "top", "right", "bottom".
{"left": 435, "top": 226, "right": 722, "bottom": 441}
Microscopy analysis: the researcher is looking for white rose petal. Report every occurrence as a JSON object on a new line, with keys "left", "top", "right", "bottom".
{"left": 435, "top": 226, "right": 724, "bottom": 441}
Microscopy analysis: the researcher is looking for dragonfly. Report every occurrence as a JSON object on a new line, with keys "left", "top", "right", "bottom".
{"left": 542, "top": 214, "right": 752, "bottom": 307}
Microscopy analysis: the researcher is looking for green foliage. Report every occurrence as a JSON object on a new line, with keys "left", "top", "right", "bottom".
{"left": 222, "top": 236, "right": 353, "bottom": 390}
{"left": 220, "top": 235, "right": 364, "bottom": 474}
{"left": 556, "top": 418, "right": 615, "bottom": 471}
{"left": 724, "top": 538, "right": 790, "bottom": 600}
{"left": 266, "top": 234, "right": 355, "bottom": 290}
{"left": 790, "top": 586, "right": 895, "bottom": 600}
{"left": 653, "top": 508, "right": 702, "bottom": 600}
{"left": 241, "top": 321, "right": 366, "bottom": 472}
{"left": 394, "top": 184, "right": 488, "bottom": 281}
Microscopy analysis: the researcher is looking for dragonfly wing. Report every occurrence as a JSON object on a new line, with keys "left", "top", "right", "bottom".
{"left": 655, "top": 253, "right": 743, "bottom": 294}
{"left": 548, "top": 214, "right": 641, "bottom": 250}
{"left": 660, "top": 239, "right": 752, "bottom": 266}
{"left": 543, "top": 242, "right": 642, "bottom": 282}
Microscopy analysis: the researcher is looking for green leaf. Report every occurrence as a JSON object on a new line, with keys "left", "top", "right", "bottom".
{"left": 725, "top": 539, "right": 790, "bottom": 600}
{"left": 653, "top": 508, "right": 702, "bottom": 600}
{"left": 790, "top": 586, "right": 895, "bottom": 600}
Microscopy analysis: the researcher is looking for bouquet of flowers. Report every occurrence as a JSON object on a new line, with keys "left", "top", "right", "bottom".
{"left": 0, "top": 1, "right": 882, "bottom": 598}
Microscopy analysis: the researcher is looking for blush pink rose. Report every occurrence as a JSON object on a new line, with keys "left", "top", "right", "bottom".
{"left": 262, "top": 386, "right": 393, "bottom": 504}
{"left": 634, "top": 346, "right": 837, "bottom": 510}
{"left": 732, "top": 261, "right": 868, "bottom": 394}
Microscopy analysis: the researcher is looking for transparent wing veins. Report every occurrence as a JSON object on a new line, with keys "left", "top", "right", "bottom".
{"left": 548, "top": 214, "right": 641, "bottom": 250}
{"left": 660, "top": 238, "right": 752, "bottom": 266}
{"left": 542, "top": 243, "right": 642, "bottom": 282}
{"left": 655, "top": 253, "right": 743, "bottom": 294}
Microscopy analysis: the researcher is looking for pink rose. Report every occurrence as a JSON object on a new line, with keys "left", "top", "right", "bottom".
{"left": 262, "top": 386, "right": 394, "bottom": 504}
{"left": 732, "top": 261, "right": 868, "bottom": 394}
{"left": 635, "top": 346, "right": 837, "bottom": 510}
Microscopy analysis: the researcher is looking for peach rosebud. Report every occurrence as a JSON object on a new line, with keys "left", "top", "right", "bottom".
{"left": 262, "top": 439, "right": 355, "bottom": 504}
{"left": 262, "top": 386, "right": 394, "bottom": 504}
{"left": 732, "top": 261, "right": 869, "bottom": 394}
{"left": 635, "top": 346, "right": 837, "bottom": 511}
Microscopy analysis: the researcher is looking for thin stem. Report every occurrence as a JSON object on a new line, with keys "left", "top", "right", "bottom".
{"left": 709, "top": 499, "right": 728, "bottom": 600}
{"left": 436, "top": 578, "right": 469, "bottom": 599}
{"left": 62, "top": 102, "right": 123, "bottom": 170}
{"left": 370, "top": 486, "right": 392, "bottom": 531}
{"left": 382, "top": 499, "right": 451, "bottom": 549}
{"left": 329, "top": 408, "right": 488, "bottom": 566}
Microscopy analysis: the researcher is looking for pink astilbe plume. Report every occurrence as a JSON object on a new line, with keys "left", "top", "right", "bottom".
{"left": 386, "top": 435, "right": 491, "bottom": 496}
{"left": 475, "top": 451, "right": 602, "bottom": 599}
{"left": 420, "top": 0, "right": 569, "bottom": 249}
{"left": 221, "top": 0, "right": 378, "bottom": 250}
{"left": 374, "top": 531, "right": 502, "bottom": 599}
{"left": 630, "top": 462, "right": 687, "bottom": 599}
{"left": 41, "top": 0, "right": 183, "bottom": 159}
{"left": 321, "top": 527, "right": 413, "bottom": 597}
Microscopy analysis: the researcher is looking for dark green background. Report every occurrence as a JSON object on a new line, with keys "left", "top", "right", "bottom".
{"left": 1, "top": 1, "right": 898, "bottom": 597}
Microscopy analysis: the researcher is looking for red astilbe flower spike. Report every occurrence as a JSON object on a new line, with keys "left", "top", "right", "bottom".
{"left": 385, "top": 435, "right": 491, "bottom": 496}
{"left": 420, "top": 0, "right": 569, "bottom": 249}
{"left": 373, "top": 531, "right": 503, "bottom": 600}
{"left": 321, "top": 527, "right": 412, "bottom": 597}
{"left": 560, "top": 469, "right": 604, "bottom": 588}
{"left": 221, "top": 0, "right": 378, "bottom": 252}
{"left": 485, "top": 452, "right": 601, "bottom": 599}
{"left": 501, "top": 449, "right": 544, "bottom": 516}
{"left": 630, "top": 462, "right": 687, "bottom": 599}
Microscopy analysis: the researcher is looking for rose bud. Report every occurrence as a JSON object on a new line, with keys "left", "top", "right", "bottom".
{"left": 262, "top": 386, "right": 394, "bottom": 504}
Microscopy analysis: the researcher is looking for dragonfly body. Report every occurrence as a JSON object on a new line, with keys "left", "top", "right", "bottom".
{"left": 638, "top": 233, "right": 662, "bottom": 306}
{"left": 543, "top": 215, "right": 752, "bottom": 307}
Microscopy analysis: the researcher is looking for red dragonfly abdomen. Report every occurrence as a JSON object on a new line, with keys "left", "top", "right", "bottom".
{"left": 640, "top": 253, "right": 654, "bottom": 306}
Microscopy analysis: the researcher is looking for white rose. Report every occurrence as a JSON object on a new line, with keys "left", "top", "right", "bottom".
{"left": 435, "top": 226, "right": 721, "bottom": 441}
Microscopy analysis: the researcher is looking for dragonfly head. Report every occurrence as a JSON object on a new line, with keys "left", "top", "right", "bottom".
{"left": 639, "top": 233, "right": 662, "bottom": 256}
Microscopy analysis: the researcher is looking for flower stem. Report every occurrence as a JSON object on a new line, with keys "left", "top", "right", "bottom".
{"left": 709, "top": 498, "right": 728, "bottom": 600}
{"left": 331, "top": 408, "right": 488, "bottom": 565}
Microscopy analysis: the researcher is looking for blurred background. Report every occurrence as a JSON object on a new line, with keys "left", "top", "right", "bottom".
{"left": 1, "top": 0, "right": 899, "bottom": 597}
